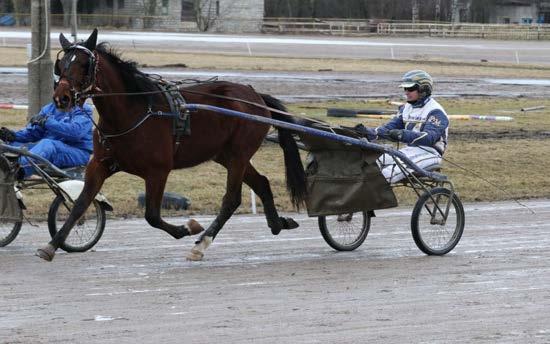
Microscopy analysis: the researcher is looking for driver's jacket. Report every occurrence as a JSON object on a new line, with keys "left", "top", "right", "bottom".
{"left": 376, "top": 97, "right": 449, "bottom": 154}
{"left": 14, "top": 102, "right": 93, "bottom": 153}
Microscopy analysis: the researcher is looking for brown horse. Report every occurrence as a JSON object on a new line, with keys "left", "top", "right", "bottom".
{"left": 37, "top": 29, "right": 306, "bottom": 261}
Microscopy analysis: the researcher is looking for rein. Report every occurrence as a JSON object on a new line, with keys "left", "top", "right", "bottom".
{"left": 57, "top": 44, "right": 327, "bottom": 140}
{"left": 80, "top": 78, "right": 329, "bottom": 142}
{"left": 89, "top": 87, "right": 330, "bottom": 142}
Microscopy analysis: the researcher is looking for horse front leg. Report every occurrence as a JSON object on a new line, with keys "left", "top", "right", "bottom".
{"left": 143, "top": 172, "right": 203, "bottom": 239}
{"left": 36, "top": 158, "right": 111, "bottom": 261}
{"left": 186, "top": 160, "right": 246, "bottom": 261}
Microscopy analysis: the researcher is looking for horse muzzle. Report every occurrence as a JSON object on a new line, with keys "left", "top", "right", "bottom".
{"left": 53, "top": 93, "right": 72, "bottom": 110}
{"left": 53, "top": 78, "right": 75, "bottom": 110}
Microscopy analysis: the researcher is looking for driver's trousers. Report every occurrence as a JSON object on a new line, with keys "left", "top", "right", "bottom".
{"left": 10, "top": 139, "right": 90, "bottom": 177}
{"left": 378, "top": 146, "right": 442, "bottom": 184}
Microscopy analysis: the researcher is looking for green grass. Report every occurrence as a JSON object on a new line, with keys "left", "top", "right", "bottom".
{"left": 2, "top": 96, "right": 549, "bottom": 219}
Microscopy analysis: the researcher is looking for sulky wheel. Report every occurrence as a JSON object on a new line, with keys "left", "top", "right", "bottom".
{"left": 318, "top": 211, "right": 371, "bottom": 251}
{"left": 0, "top": 219, "right": 22, "bottom": 247}
{"left": 48, "top": 195, "right": 106, "bottom": 253}
{"left": 411, "top": 187, "right": 465, "bottom": 255}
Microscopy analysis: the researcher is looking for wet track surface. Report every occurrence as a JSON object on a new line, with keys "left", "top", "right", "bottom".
{"left": 1, "top": 199, "right": 550, "bottom": 343}
{"left": 2, "top": 68, "right": 550, "bottom": 105}
{"left": 2, "top": 29, "right": 550, "bottom": 104}
{"left": 2, "top": 29, "right": 550, "bottom": 342}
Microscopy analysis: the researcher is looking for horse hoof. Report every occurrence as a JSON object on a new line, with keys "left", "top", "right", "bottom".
{"left": 187, "top": 219, "right": 204, "bottom": 235}
{"left": 271, "top": 227, "right": 281, "bottom": 235}
{"left": 281, "top": 217, "right": 299, "bottom": 230}
{"left": 36, "top": 244, "right": 56, "bottom": 262}
{"left": 186, "top": 248, "right": 204, "bottom": 261}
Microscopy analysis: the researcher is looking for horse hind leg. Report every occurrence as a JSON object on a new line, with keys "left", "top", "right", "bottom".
{"left": 243, "top": 162, "right": 299, "bottom": 235}
{"left": 144, "top": 174, "right": 204, "bottom": 239}
{"left": 187, "top": 159, "right": 246, "bottom": 261}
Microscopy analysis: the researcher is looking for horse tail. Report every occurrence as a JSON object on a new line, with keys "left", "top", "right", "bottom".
{"left": 260, "top": 93, "right": 307, "bottom": 210}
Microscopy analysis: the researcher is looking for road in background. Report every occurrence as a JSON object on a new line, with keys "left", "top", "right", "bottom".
{"left": 1, "top": 28, "right": 550, "bottom": 65}
{"left": 1, "top": 199, "right": 550, "bottom": 343}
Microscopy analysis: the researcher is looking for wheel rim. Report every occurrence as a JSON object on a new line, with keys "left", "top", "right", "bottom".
{"left": 55, "top": 201, "right": 101, "bottom": 249}
{"left": 417, "top": 194, "right": 461, "bottom": 252}
{"left": 324, "top": 213, "right": 367, "bottom": 246}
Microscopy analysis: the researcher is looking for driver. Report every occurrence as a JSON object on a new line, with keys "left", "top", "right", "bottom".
{"left": 357, "top": 70, "right": 449, "bottom": 183}
{"left": 0, "top": 101, "right": 93, "bottom": 177}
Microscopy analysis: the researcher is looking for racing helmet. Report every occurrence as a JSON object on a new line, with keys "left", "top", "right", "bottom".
{"left": 399, "top": 70, "right": 433, "bottom": 97}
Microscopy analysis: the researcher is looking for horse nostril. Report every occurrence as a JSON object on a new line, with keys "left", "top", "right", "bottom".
{"left": 59, "top": 95, "right": 71, "bottom": 108}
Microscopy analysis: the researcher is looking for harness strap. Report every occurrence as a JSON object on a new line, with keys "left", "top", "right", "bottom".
{"left": 180, "top": 89, "right": 329, "bottom": 128}
{"left": 156, "top": 82, "right": 191, "bottom": 150}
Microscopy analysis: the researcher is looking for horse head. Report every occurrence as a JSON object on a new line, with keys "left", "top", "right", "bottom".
{"left": 53, "top": 28, "right": 98, "bottom": 110}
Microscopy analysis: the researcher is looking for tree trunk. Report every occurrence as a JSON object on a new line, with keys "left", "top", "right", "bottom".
{"left": 60, "top": 0, "right": 72, "bottom": 27}
{"left": 450, "top": 0, "right": 459, "bottom": 23}
{"left": 286, "top": 0, "right": 292, "bottom": 17}
{"left": 194, "top": 0, "right": 215, "bottom": 32}
{"left": 435, "top": 0, "right": 441, "bottom": 22}
{"left": 12, "top": 0, "right": 31, "bottom": 26}
{"left": 412, "top": 0, "right": 419, "bottom": 23}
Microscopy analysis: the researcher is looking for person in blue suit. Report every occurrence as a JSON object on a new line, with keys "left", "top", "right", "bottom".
{"left": 0, "top": 102, "right": 93, "bottom": 177}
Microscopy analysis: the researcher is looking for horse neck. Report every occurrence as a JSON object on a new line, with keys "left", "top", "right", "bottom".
{"left": 93, "top": 53, "right": 145, "bottom": 132}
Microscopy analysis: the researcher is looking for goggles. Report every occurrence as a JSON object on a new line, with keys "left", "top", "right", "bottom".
{"left": 403, "top": 85, "right": 419, "bottom": 92}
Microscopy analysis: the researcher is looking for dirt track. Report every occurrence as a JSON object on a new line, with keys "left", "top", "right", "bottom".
{"left": 1, "top": 199, "right": 550, "bottom": 343}
{"left": 2, "top": 68, "right": 550, "bottom": 105}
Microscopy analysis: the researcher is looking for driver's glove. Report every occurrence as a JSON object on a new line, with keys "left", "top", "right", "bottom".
{"left": 354, "top": 123, "right": 377, "bottom": 141}
{"left": 388, "top": 129, "right": 404, "bottom": 142}
{"left": 29, "top": 115, "right": 48, "bottom": 128}
{"left": 0, "top": 127, "right": 16, "bottom": 142}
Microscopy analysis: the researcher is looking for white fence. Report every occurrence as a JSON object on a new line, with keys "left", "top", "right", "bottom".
{"left": 262, "top": 18, "right": 550, "bottom": 40}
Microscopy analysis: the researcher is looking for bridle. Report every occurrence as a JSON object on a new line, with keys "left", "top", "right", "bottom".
{"left": 54, "top": 45, "right": 99, "bottom": 104}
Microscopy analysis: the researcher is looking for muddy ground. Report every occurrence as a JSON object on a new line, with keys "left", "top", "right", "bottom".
{"left": 2, "top": 69, "right": 550, "bottom": 105}
{"left": 1, "top": 200, "right": 550, "bottom": 343}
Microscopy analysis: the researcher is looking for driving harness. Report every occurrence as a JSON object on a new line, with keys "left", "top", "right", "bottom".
{"left": 55, "top": 45, "right": 193, "bottom": 146}
{"left": 151, "top": 79, "right": 191, "bottom": 143}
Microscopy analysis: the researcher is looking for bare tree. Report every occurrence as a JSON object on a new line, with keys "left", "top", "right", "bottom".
{"left": 139, "top": 0, "right": 158, "bottom": 28}
{"left": 194, "top": 0, "right": 216, "bottom": 31}
{"left": 286, "top": 0, "right": 292, "bottom": 17}
{"left": 450, "top": 0, "right": 459, "bottom": 23}
{"left": 412, "top": 0, "right": 419, "bottom": 22}
{"left": 435, "top": 0, "right": 441, "bottom": 21}
{"left": 60, "top": 0, "right": 72, "bottom": 27}
{"left": 11, "top": 0, "right": 31, "bottom": 26}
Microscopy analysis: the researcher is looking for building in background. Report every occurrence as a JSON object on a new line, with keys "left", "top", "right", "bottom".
{"left": 2, "top": 0, "right": 550, "bottom": 32}
{"left": 183, "top": 0, "right": 265, "bottom": 32}
{"left": 489, "top": 0, "right": 538, "bottom": 24}
{"left": 48, "top": 0, "right": 264, "bottom": 32}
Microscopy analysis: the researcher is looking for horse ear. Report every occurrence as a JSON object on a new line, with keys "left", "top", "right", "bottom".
{"left": 59, "top": 32, "right": 72, "bottom": 50}
{"left": 84, "top": 28, "right": 98, "bottom": 51}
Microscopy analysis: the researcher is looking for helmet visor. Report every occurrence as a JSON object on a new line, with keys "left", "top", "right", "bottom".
{"left": 399, "top": 82, "right": 417, "bottom": 88}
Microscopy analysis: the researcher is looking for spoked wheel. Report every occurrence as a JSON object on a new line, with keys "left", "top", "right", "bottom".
{"left": 48, "top": 195, "right": 106, "bottom": 253}
{"left": 0, "top": 219, "right": 22, "bottom": 247}
{"left": 318, "top": 211, "right": 370, "bottom": 251}
{"left": 411, "top": 187, "right": 465, "bottom": 255}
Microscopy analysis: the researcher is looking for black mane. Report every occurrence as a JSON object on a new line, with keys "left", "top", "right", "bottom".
{"left": 95, "top": 42, "right": 158, "bottom": 95}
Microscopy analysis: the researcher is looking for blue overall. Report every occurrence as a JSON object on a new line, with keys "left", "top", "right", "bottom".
{"left": 11, "top": 103, "right": 93, "bottom": 177}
